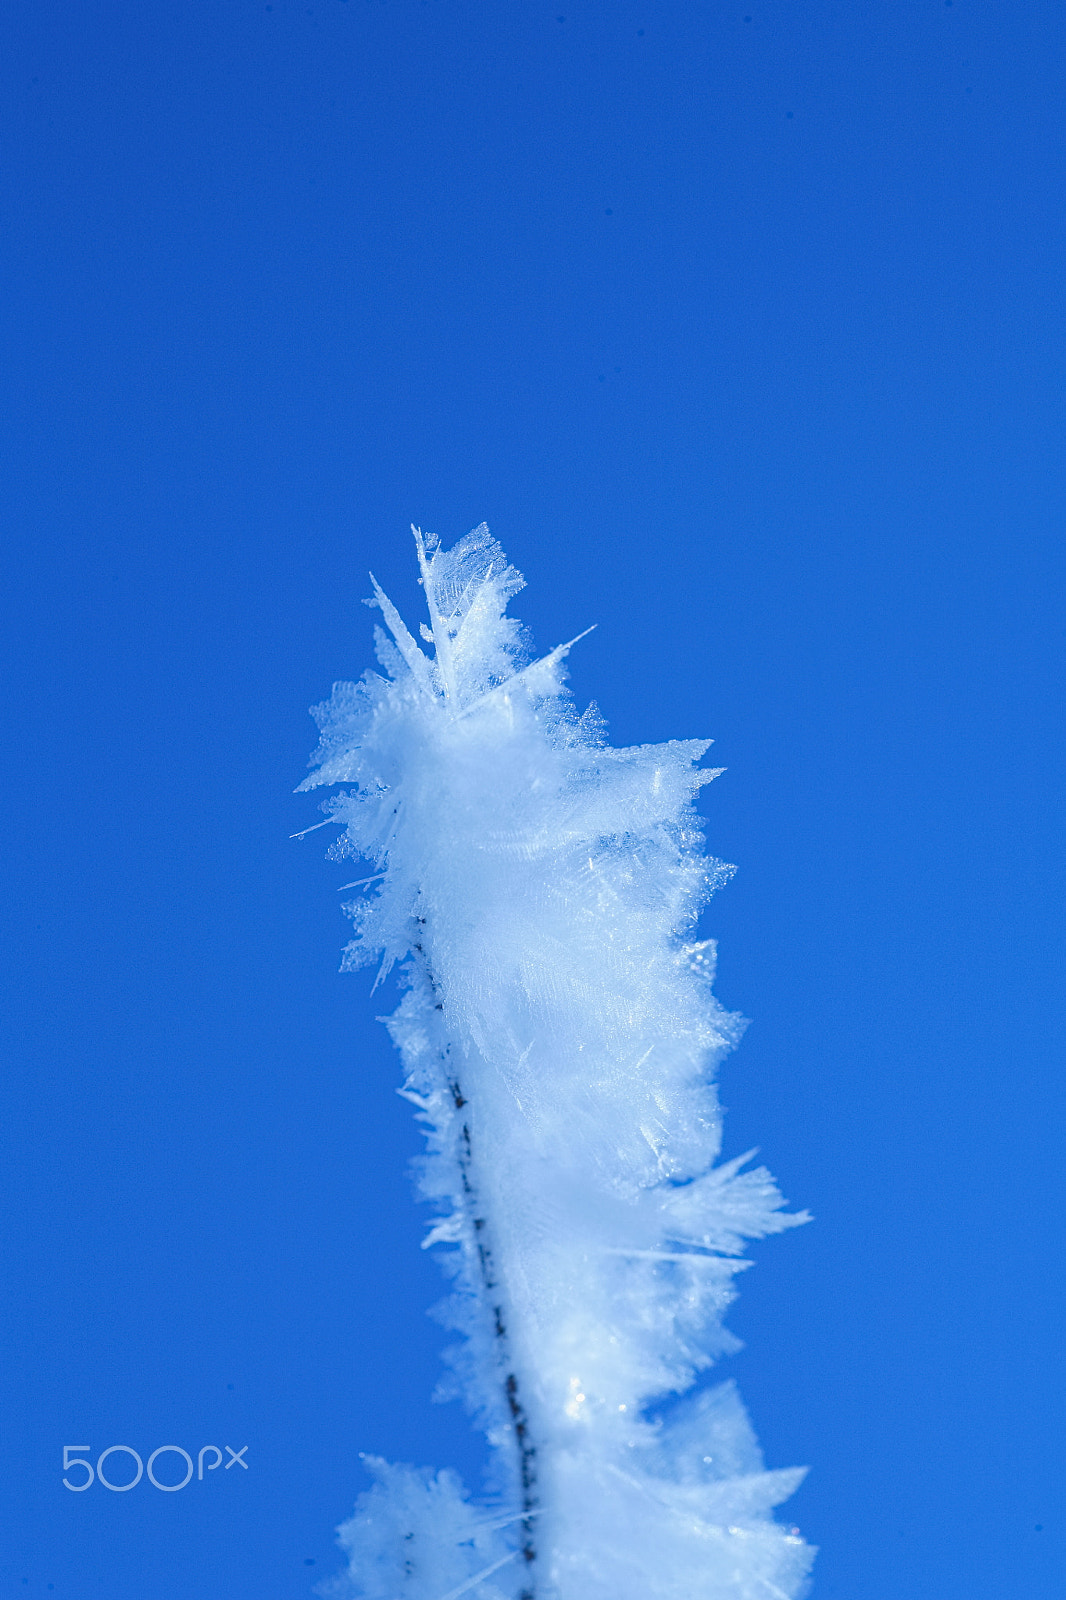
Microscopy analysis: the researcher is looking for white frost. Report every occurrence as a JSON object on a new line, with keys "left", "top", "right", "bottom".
{"left": 301, "top": 525, "right": 813, "bottom": 1599}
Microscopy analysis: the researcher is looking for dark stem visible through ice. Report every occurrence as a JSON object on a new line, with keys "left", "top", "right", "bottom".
{"left": 415, "top": 935, "right": 540, "bottom": 1597}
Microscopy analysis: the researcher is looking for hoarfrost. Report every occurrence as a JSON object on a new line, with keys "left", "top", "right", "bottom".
{"left": 300, "top": 526, "right": 813, "bottom": 1599}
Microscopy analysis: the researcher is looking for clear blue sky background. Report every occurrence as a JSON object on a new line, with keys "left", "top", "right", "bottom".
{"left": 1, "top": 3, "right": 1063, "bottom": 1596}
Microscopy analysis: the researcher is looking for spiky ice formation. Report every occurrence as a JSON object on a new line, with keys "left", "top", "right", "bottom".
{"left": 300, "top": 525, "right": 814, "bottom": 1600}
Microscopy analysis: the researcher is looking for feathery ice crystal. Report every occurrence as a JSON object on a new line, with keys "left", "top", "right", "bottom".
{"left": 299, "top": 525, "right": 813, "bottom": 1600}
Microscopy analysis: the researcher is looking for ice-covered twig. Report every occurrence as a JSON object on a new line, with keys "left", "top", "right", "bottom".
{"left": 300, "top": 525, "right": 814, "bottom": 1599}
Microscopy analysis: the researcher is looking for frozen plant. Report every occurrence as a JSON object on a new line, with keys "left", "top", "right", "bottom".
{"left": 299, "top": 525, "right": 813, "bottom": 1599}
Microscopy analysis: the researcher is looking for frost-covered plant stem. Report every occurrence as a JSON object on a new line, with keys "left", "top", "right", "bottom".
{"left": 300, "top": 526, "right": 814, "bottom": 1600}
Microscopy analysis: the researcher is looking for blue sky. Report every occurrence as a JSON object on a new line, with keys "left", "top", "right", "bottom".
{"left": 1, "top": 3, "right": 1063, "bottom": 1596}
